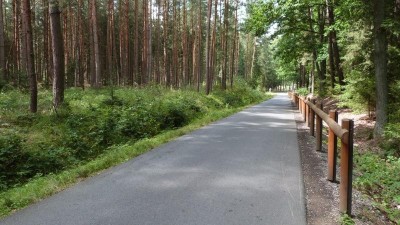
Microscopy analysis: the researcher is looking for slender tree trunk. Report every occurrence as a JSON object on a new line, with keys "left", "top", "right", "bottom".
{"left": 210, "top": 0, "right": 218, "bottom": 90}
{"left": 197, "top": 0, "right": 202, "bottom": 92}
{"left": 0, "top": 0, "right": 6, "bottom": 81}
{"left": 328, "top": 34, "right": 335, "bottom": 88}
{"left": 373, "top": 0, "right": 388, "bottom": 136}
{"left": 119, "top": 0, "right": 129, "bottom": 85}
{"left": 221, "top": 0, "right": 229, "bottom": 90}
{"left": 133, "top": 0, "right": 139, "bottom": 85}
{"left": 12, "top": 0, "right": 21, "bottom": 84}
{"left": 107, "top": 0, "right": 115, "bottom": 85}
{"left": 20, "top": 0, "right": 28, "bottom": 84}
{"left": 22, "top": 0, "right": 37, "bottom": 112}
{"left": 148, "top": 0, "right": 152, "bottom": 84}
{"left": 49, "top": 0, "right": 64, "bottom": 108}
{"left": 142, "top": 0, "right": 148, "bottom": 85}
{"left": 163, "top": 0, "right": 170, "bottom": 87}
{"left": 205, "top": 0, "right": 212, "bottom": 95}
{"left": 318, "top": 5, "right": 327, "bottom": 94}
{"left": 90, "top": 0, "right": 101, "bottom": 87}
{"left": 326, "top": 0, "right": 344, "bottom": 86}
{"left": 230, "top": 0, "right": 238, "bottom": 88}
{"left": 250, "top": 37, "right": 256, "bottom": 78}
{"left": 182, "top": 0, "right": 188, "bottom": 86}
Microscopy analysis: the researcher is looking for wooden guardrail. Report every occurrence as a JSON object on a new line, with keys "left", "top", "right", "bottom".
{"left": 288, "top": 92, "right": 354, "bottom": 216}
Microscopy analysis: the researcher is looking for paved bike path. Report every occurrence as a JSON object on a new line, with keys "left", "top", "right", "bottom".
{"left": 1, "top": 93, "right": 306, "bottom": 225}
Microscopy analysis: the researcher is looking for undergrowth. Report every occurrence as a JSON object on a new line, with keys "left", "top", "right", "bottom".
{"left": 0, "top": 83, "right": 270, "bottom": 218}
{"left": 354, "top": 152, "right": 400, "bottom": 224}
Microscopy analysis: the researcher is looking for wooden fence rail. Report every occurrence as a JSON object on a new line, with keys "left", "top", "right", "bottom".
{"left": 288, "top": 92, "right": 354, "bottom": 216}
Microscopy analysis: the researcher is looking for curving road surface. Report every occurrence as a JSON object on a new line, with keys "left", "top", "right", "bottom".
{"left": 1, "top": 93, "right": 306, "bottom": 225}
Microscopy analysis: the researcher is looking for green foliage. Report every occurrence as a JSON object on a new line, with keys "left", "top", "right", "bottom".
{"left": 338, "top": 27, "right": 375, "bottom": 113}
{"left": 383, "top": 123, "right": 400, "bottom": 157}
{"left": 340, "top": 213, "right": 355, "bottom": 225}
{"left": 354, "top": 152, "right": 400, "bottom": 223}
{"left": 0, "top": 86, "right": 267, "bottom": 192}
{"left": 295, "top": 87, "right": 309, "bottom": 97}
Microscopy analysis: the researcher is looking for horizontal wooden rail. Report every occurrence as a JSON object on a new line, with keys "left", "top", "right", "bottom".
{"left": 305, "top": 99, "right": 349, "bottom": 144}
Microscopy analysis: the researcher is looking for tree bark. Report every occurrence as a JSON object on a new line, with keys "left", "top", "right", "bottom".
{"left": 205, "top": 0, "right": 212, "bottom": 95}
{"left": 326, "top": 0, "right": 344, "bottom": 86}
{"left": 230, "top": 0, "right": 238, "bottom": 88}
{"left": 90, "top": 0, "right": 101, "bottom": 87}
{"left": 163, "top": 0, "right": 170, "bottom": 87}
{"left": 221, "top": 0, "right": 229, "bottom": 90}
{"left": 197, "top": 0, "right": 202, "bottom": 92}
{"left": 106, "top": 0, "right": 116, "bottom": 85}
{"left": 49, "top": 0, "right": 64, "bottom": 108}
{"left": 0, "top": 0, "right": 6, "bottom": 82}
{"left": 373, "top": 0, "right": 388, "bottom": 136}
{"left": 22, "top": 0, "right": 37, "bottom": 112}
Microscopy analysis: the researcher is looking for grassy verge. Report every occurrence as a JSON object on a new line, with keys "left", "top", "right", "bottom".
{"left": 0, "top": 86, "right": 272, "bottom": 218}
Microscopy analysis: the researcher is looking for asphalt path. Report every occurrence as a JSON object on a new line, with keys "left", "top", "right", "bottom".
{"left": 1, "top": 93, "right": 306, "bottom": 225}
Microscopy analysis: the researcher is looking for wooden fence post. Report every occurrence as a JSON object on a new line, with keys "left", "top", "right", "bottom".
{"left": 315, "top": 102, "right": 323, "bottom": 151}
{"left": 340, "top": 119, "right": 354, "bottom": 215}
{"left": 306, "top": 97, "right": 310, "bottom": 127}
{"left": 303, "top": 99, "right": 306, "bottom": 122}
{"left": 328, "top": 110, "right": 338, "bottom": 182}
{"left": 310, "top": 99, "right": 315, "bottom": 136}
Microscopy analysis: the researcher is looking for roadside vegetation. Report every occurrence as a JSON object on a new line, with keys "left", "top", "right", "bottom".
{"left": 0, "top": 83, "right": 271, "bottom": 217}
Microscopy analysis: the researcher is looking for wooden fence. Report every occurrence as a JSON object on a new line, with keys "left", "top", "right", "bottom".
{"left": 288, "top": 92, "right": 354, "bottom": 216}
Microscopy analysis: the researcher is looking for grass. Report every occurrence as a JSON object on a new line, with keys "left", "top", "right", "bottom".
{"left": 0, "top": 85, "right": 272, "bottom": 218}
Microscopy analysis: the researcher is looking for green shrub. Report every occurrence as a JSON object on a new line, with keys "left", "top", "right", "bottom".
{"left": 383, "top": 123, "right": 400, "bottom": 157}
{"left": 295, "top": 87, "right": 309, "bottom": 97}
{"left": 0, "top": 134, "right": 30, "bottom": 190}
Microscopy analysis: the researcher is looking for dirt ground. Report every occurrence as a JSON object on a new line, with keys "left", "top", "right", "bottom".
{"left": 293, "top": 100, "right": 395, "bottom": 225}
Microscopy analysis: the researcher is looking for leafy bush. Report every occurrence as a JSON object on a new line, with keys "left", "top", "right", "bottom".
{"left": 383, "top": 123, "right": 400, "bottom": 157}
{"left": 295, "top": 87, "right": 309, "bottom": 97}
{"left": 0, "top": 134, "right": 30, "bottom": 189}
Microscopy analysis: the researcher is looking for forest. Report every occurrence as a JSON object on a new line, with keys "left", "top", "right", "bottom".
{"left": 0, "top": 0, "right": 399, "bottom": 223}
{"left": 0, "top": 0, "right": 273, "bottom": 218}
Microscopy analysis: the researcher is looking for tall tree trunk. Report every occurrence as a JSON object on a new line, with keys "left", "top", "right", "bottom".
{"left": 182, "top": 0, "right": 188, "bottom": 86}
{"left": 197, "top": 0, "right": 202, "bottom": 92}
{"left": 328, "top": 34, "right": 335, "bottom": 88}
{"left": 20, "top": 0, "right": 27, "bottom": 84}
{"left": 133, "top": 0, "right": 139, "bottom": 85}
{"left": 142, "top": 0, "right": 148, "bottom": 85}
{"left": 148, "top": 0, "right": 152, "bottom": 84}
{"left": 172, "top": 0, "right": 178, "bottom": 87}
{"left": 221, "top": 0, "right": 229, "bottom": 90}
{"left": 12, "top": 0, "right": 21, "bottom": 84}
{"left": 90, "top": 0, "right": 101, "bottom": 87}
{"left": 163, "top": 0, "right": 170, "bottom": 87}
{"left": 318, "top": 5, "right": 327, "bottom": 94}
{"left": 205, "top": 0, "right": 212, "bottom": 95}
{"left": 119, "top": 0, "right": 129, "bottom": 85}
{"left": 230, "top": 0, "right": 238, "bottom": 88}
{"left": 107, "top": 0, "right": 116, "bottom": 85}
{"left": 326, "top": 0, "right": 344, "bottom": 86}
{"left": 0, "top": 0, "right": 6, "bottom": 81}
{"left": 373, "top": 0, "right": 388, "bottom": 136}
{"left": 22, "top": 0, "right": 37, "bottom": 112}
{"left": 49, "top": 0, "right": 64, "bottom": 108}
